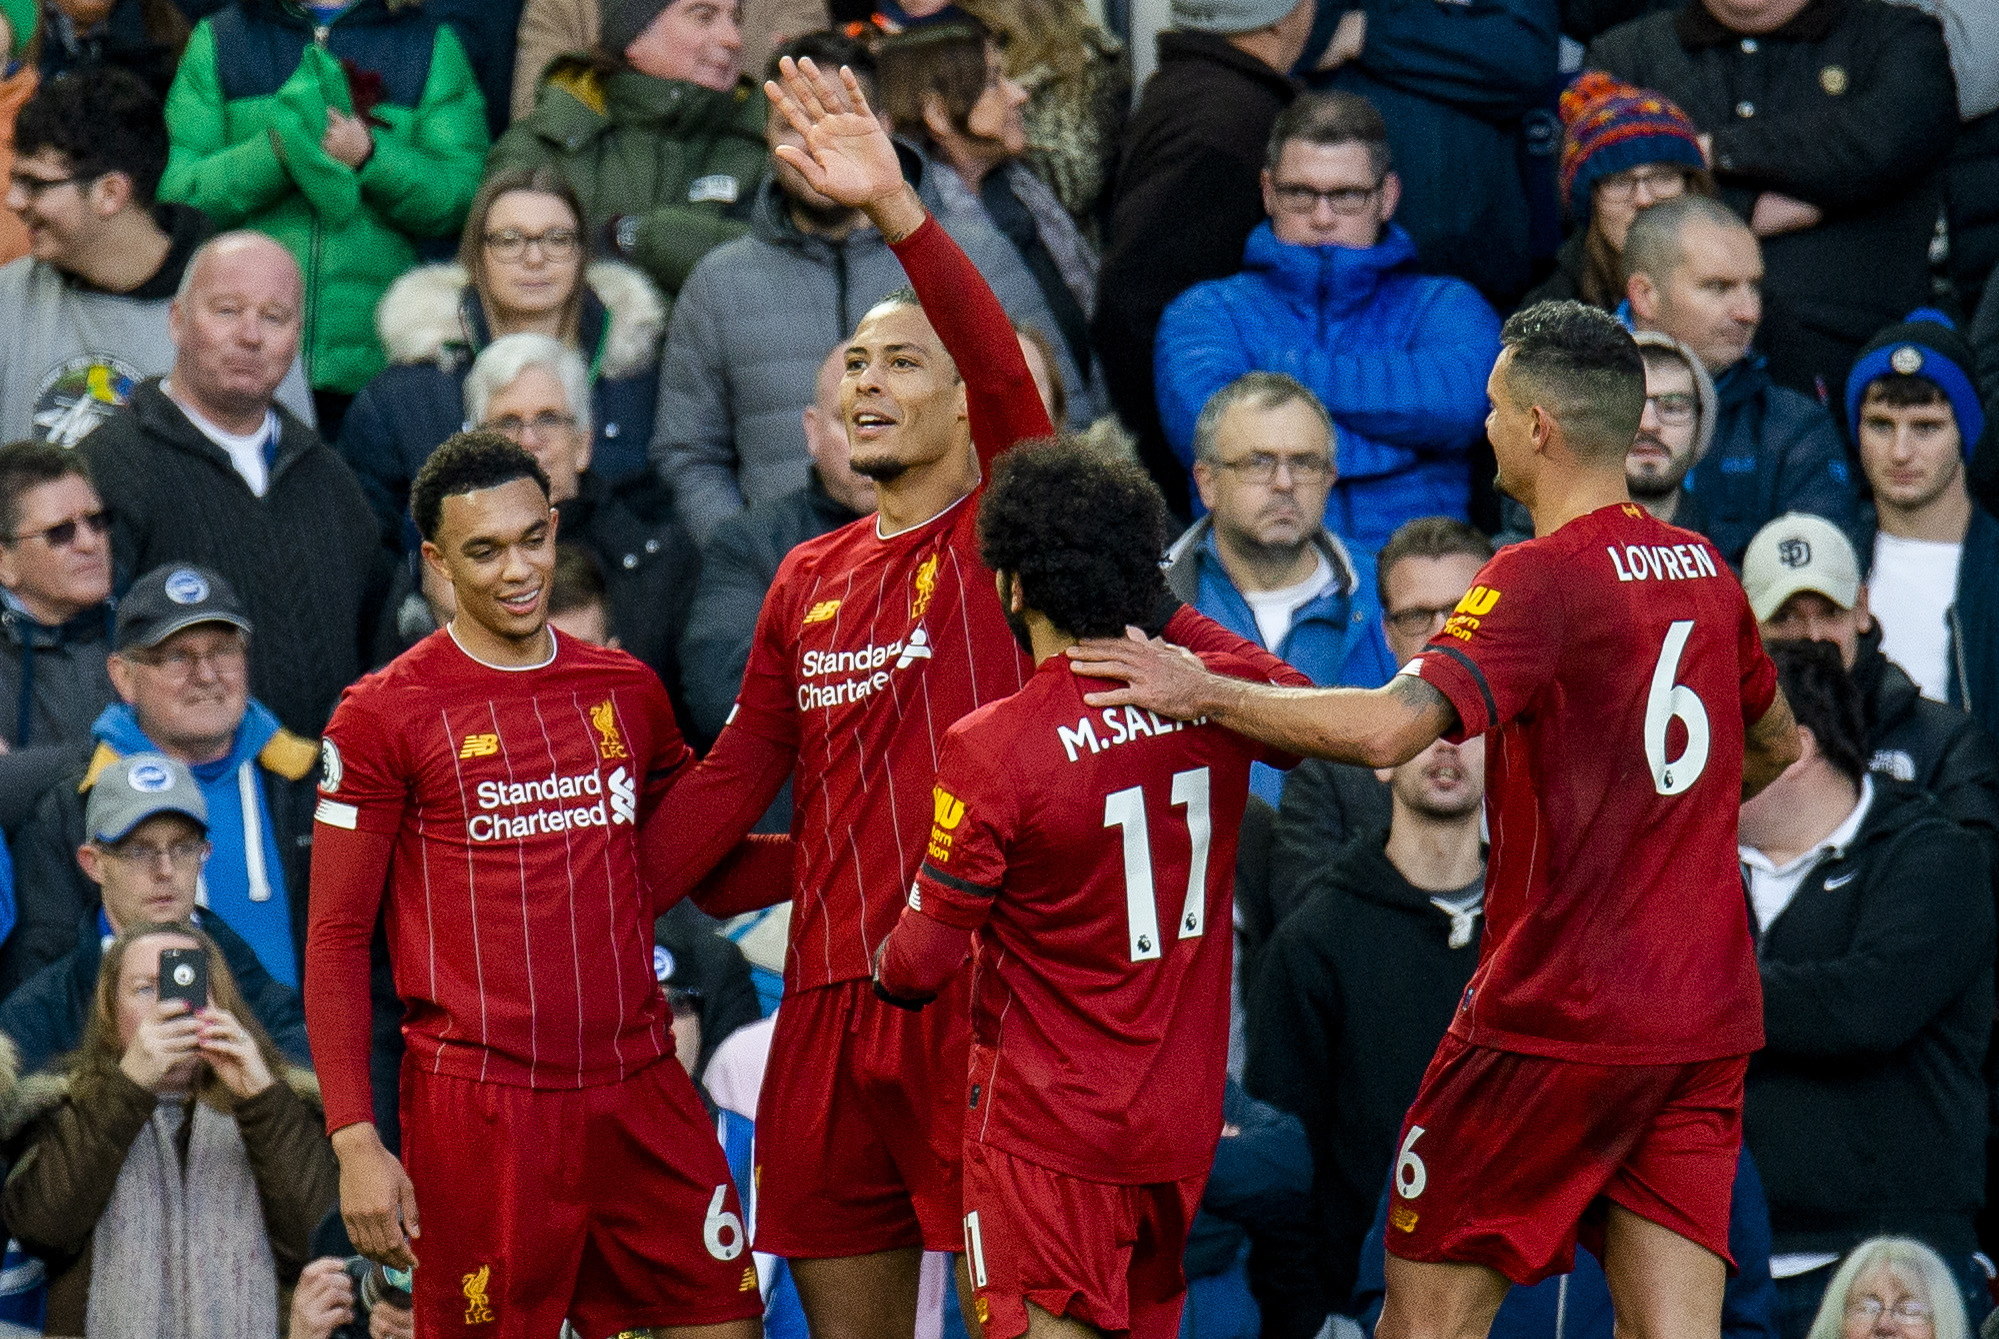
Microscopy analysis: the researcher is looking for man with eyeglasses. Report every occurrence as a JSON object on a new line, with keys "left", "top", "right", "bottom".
{"left": 0, "top": 749, "right": 308, "bottom": 1077}
{"left": 464, "top": 332, "right": 699, "bottom": 715}
{"left": 1165, "top": 370, "right": 1392, "bottom": 806}
{"left": 0, "top": 68, "right": 313, "bottom": 448}
{"left": 3, "top": 565, "right": 325, "bottom": 1014}
{"left": 1156, "top": 91, "right": 1501, "bottom": 550}
{"left": 0, "top": 441, "right": 117, "bottom": 755}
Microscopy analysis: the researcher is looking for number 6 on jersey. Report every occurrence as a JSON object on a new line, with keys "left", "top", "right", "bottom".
{"left": 1104, "top": 768, "right": 1213, "bottom": 962}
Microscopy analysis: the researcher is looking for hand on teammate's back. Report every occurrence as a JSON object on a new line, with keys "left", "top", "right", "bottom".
{"left": 1068, "top": 630, "right": 1219, "bottom": 718}
{"left": 333, "top": 1123, "right": 422, "bottom": 1271}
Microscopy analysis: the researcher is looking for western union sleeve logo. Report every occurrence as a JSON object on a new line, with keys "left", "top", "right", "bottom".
{"left": 459, "top": 733, "right": 500, "bottom": 759}
{"left": 928, "top": 785, "right": 966, "bottom": 863}
{"left": 1442, "top": 585, "right": 1500, "bottom": 643}
{"left": 804, "top": 599, "right": 842, "bottom": 625}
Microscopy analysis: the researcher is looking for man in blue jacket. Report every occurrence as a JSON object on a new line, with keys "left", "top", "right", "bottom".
{"left": 1154, "top": 92, "right": 1501, "bottom": 550}
{"left": 1622, "top": 194, "right": 1860, "bottom": 566}
{"left": 1163, "top": 370, "right": 1392, "bottom": 804}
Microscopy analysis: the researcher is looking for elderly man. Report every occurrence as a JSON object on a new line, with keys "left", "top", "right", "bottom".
{"left": 1166, "top": 371, "right": 1393, "bottom": 803}
{"left": 1156, "top": 93, "right": 1501, "bottom": 548}
{"left": 3, "top": 565, "right": 320, "bottom": 997}
{"left": 1622, "top": 195, "right": 1858, "bottom": 565}
{"left": 79, "top": 231, "right": 385, "bottom": 737}
{"left": 465, "top": 332, "right": 698, "bottom": 707}
{"left": 0, "top": 750, "right": 307, "bottom": 1076}
{"left": 1589, "top": 0, "right": 1957, "bottom": 394}
{"left": 0, "top": 440, "right": 116, "bottom": 751}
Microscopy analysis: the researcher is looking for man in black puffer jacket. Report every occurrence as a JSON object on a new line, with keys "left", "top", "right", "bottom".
{"left": 1742, "top": 642, "right": 1993, "bottom": 1339}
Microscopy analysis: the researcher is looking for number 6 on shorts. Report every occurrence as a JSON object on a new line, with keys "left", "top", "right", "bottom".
{"left": 1396, "top": 1126, "right": 1428, "bottom": 1200}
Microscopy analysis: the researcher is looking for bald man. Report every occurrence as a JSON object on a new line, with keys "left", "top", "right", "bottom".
{"left": 80, "top": 231, "right": 388, "bottom": 736}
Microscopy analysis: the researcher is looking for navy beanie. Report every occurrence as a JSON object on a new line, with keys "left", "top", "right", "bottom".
{"left": 1844, "top": 308, "right": 1987, "bottom": 452}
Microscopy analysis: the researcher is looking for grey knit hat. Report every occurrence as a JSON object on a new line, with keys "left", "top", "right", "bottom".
{"left": 603, "top": 0, "right": 673, "bottom": 56}
{"left": 1172, "top": 0, "right": 1299, "bottom": 35}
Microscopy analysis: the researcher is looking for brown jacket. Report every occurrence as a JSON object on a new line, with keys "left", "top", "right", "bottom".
{"left": 2, "top": 1066, "right": 338, "bottom": 1337}
{"left": 510, "top": 0, "right": 828, "bottom": 120}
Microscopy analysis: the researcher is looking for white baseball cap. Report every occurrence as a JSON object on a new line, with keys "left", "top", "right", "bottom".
{"left": 1741, "top": 513, "right": 1861, "bottom": 624}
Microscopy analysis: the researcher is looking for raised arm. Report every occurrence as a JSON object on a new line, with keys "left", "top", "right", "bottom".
{"left": 765, "top": 56, "right": 1052, "bottom": 476}
{"left": 1742, "top": 689, "right": 1800, "bottom": 802}
{"left": 1068, "top": 634, "right": 1457, "bottom": 768}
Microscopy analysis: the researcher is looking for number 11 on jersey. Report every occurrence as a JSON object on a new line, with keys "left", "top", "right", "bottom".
{"left": 1104, "top": 768, "right": 1213, "bottom": 962}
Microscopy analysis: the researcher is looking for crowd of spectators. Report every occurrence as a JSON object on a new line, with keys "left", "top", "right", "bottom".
{"left": 0, "top": 0, "right": 1976, "bottom": 1333}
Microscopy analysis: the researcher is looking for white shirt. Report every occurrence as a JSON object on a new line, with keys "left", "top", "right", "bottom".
{"left": 1870, "top": 532, "right": 1960, "bottom": 702}
{"left": 1240, "top": 552, "right": 1334, "bottom": 652}
{"left": 1740, "top": 776, "right": 1873, "bottom": 934}
{"left": 165, "top": 381, "right": 278, "bottom": 498}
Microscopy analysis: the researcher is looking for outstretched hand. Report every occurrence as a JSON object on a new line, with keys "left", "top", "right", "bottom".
{"left": 765, "top": 56, "right": 924, "bottom": 238}
{"left": 1067, "top": 629, "right": 1227, "bottom": 721}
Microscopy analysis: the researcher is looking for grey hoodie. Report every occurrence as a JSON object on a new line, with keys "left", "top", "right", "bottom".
{"left": 655, "top": 150, "right": 1095, "bottom": 545}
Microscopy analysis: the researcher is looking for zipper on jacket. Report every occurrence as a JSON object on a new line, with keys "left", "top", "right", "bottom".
{"left": 1950, "top": 603, "right": 1971, "bottom": 713}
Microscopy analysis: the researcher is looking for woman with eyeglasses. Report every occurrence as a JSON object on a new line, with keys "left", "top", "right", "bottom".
{"left": 1524, "top": 72, "right": 1714, "bottom": 312}
{"left": 338, "top": 166, "right": 667, "bottom": 551}
{"left": 1803, "top": 1239, "right": 1974, "bottom": 1339}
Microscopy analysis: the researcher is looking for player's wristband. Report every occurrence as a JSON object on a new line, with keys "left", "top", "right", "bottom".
{"left": 871, "top": 976, "right": 935, "bottom": 1012}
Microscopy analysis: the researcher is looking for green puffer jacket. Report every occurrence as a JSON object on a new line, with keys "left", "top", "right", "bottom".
{"left": 159, "top": 0, "right": 489, "bottom": 394}
{"left": 491, "top": 54, "right": 766, "bottom": 302}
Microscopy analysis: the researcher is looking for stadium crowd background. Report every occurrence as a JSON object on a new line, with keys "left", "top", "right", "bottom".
{"left": 0, "top": 0, "right": 1983, "bottom": 1333}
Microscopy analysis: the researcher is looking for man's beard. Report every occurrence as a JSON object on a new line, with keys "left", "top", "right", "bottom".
{"left": 849, "top": 453, "right": 910, "bottom": 484}
{"left": 787, "top": 192, "right": 861, "bottom": 233}
{"left": 1626, "top": 435, "right": 1688, "bottom": 502}
{"left": 1003, "top": 605, "right": 1035, "bottom": 659}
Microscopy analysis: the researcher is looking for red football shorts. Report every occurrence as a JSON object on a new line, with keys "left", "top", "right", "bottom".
{"left": 400, "top": 1056, "right": 762, "bottom": 1337}
{"left": 1386, "top": 1035, "right": 1747, "bottom": 1286}
{"left": 961, "top": 1140, "right": 1206, "bottom": 1339}
{"left": 753, "top": 976, "right": 969, "bottom": 1257}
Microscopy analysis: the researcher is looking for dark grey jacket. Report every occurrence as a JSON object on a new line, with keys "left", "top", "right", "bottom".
{"left": 0, "top": 602, "right": 116, "bottom": 751}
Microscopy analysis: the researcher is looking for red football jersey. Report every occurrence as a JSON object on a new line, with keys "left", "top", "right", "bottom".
{"left": 306, "top": 629, "right": 686, "bottom": 1130}
{"left": 1411, "top": 504, "right": 1777, "bottom": 1065}
{"left": 908, "top": 657, "right": 1270, "bottom": 1185}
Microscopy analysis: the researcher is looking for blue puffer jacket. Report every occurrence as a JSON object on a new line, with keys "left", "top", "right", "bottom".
{"left": 1155, "top": 223, "right": 1501, "bottom": 551}
{"left": 1687, "top": 354, "right": 1862, "bottom": 566}
{"left": 1165, "top": 517, "right": 1394, "bottom": 804}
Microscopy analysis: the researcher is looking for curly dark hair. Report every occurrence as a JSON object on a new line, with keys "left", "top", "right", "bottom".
{"left": 977, "top": 438, "right": 1169, "bottom": 638}
{"left": 16, "top": 68, "right": 169, "bottom": 207}
{"left": 1764, "top": 638, "right": 1867, "bottom": 785}
{"left": 410, "top": 431, "right": 551, "bottom": 543}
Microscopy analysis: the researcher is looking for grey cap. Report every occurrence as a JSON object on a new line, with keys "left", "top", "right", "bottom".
{"left": 1741, "top": 513, "right": 1862, "bottom": 624}
{"left": 115, "top": 565, "right": 251, "bottom": 652}
{"left": 1173, "top": 0, "right": 1299, "bottom": 35}
{"left": 85, "top": 752, "right": 207, "bottom": 845}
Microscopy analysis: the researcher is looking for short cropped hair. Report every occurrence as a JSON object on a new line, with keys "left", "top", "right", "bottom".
{"left": 1191, "top": 372, "right": 1334, "bottom": 463}
{"left": 549, "top": 542, "right": 609, "bottom": 617}
{"left": 411, "top": 432, "right": 552, "bottom": 543}
{"left": 1266, "top": 90, "right": 1392, "bottom": 178}
{"left": 1765, "top": 638, "right": 1867, "bottom": 785}
{"left": 1498, "top": 300, "right": 1646, "bottom": 463}
{"left": 465, "top": 334, "right": 593, "bottom": 438}
{"left": 1374, "top": 517, "right": 1494, "bottom": 608}
{"left": 1861, "top": 375, "right": 1950, "bottom": 411}
{"left": 15, "top": 68, "right": 168, "bottom": 208}
{"left": 0, "top": 440, "right": 94, "bottom": 540}
{"left": 1621, "top": 193, "right": 1749, "bottom": 287}
{"left": 978, "top": 438, "right": 1170, "bottom": 638}
{"left": 877, "top": 20, "right": 992, "bottom": 143}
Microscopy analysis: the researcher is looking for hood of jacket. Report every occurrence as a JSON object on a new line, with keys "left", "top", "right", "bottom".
{"left": 2, "top": 1062, "right": 319, "bottom": 1140}
{"left": 374, "top": 259, "right": 664, "bottom": 380}
{"left": 67, "top": 202, "right": 210, "bottom": 301}
{"left": 1321, "top": 827, "right": 1486, "bottom": 934}
{"left": 531, "top": 55, "right": 758, "bottom": 143}
{"left": 1630, "top": 328, "right": 1719, "bottom": 466}
{"left": 1711, "top": 352, "right": 1778, "bottom": 413}
{"left": 1851, "top": 624, "right": 1923, "bottom": 738}
{"left": 1239, "top": 220, "right": 1423, "bottom": 319}
{"left": 89, "top": 698, "right": 287, "bottom": 779}
{"left": 1163, "top": 513, "right": 1362, "bottom": 609}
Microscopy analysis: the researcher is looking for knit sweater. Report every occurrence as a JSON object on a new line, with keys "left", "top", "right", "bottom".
{"left": 79, "top": 380, "right": 388, "bottom": 737}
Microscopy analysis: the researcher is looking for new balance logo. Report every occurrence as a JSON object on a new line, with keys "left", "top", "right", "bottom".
{"left": 804, "top": 599, "right": 841, "bottom": 625}
{"left": 460, "top": 733, "right": 500, "bottom": 759}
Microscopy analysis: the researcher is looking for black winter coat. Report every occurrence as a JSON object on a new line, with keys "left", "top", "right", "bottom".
{"left": 1094, "top": 32, "right": 1296, "bottom": 514}
{"left": 1748, "top": 781, "right": 1993, "bottom": 1256}
{"left": 1689, "top": 356, "right": 1860, "bottom": 566}
{"left": 1852, "top": 628, "right": 1999, "bottom": 865}
{"left": 1266, "top": 760, "right": 1392, "bottom": 936}
{"left": 1245, "top": 829, "right": 1483, "bottom": 1335}
{"left": 558, "top": 469, "right": 700, "bottom": 716}
{"left": 81, "top": 380, "right": 389, "bottom": 737}
{"left": 1589, "top": 0, "right": 1958, "bottom": 393}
